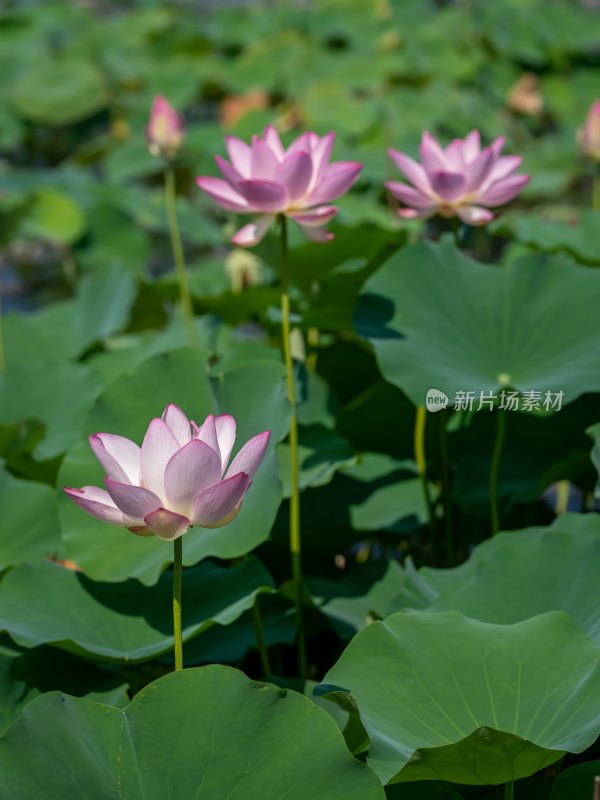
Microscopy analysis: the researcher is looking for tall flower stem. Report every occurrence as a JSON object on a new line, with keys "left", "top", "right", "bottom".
{"left": 414, "top": 407, "right": 434, "bottom": 535}
{"left": 279, "top": 214, "right": 307, "bottom": 678}
{"left": 593, "top": 165, "right": 600, "bottom": 211}
{"left": 173, "top": 537, "right": 183, "bottom": 671}
{"left": 164, "top": 167, "right": 199, "bottom": 349}
{"left": 504, "top": 780, "right": 514, "bottom": 800}
{"left": 252, "top": 596, "right": 272, "bottom": 676}
{"left": 490, "top": 409, "right": 507, "bottom": 535}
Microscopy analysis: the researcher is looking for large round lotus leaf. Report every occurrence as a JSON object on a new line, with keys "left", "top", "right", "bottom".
{"left": 59, "top": 351, "right": 289, "bottom": 585}
{"left": 10, "top": 59, "right": 109, "bottom": 125}
{"left": 428, "top": 532, "right": 600, "bottom": 641}
{"left": 319, "top": 611, "right": 600, "bottom": 785}
{"left": 0, "top": 464, "right": 62, "bottom": 570}
{"left": 398, "top": 521, "right": 600, "bottom": 613}
{"left": 0, "top": 558, "right": 272, "bottom": 663}
{"left": 0, "top": 648, "right": 129, "bottom": 735}
{"left": 0, "top": 666, "right": 385, "bottom": 800}
{"left": 355, "top": 243, "right": 600, "bottom": 407}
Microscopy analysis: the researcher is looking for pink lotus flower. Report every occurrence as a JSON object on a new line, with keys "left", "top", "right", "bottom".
{"left": 64, "top": 405, "right": 270, "bottom": 541}
{"left": 386, "top": 131, "right": 530, "bottom": 225}
{"left": 196, "top": 126, "right": 362, "bottom": 246}
{"left": 578, "top": 101, "right": 600, "bottom": 161}
{"left": 147, "top": 96, "right": 185, "bottom": 159}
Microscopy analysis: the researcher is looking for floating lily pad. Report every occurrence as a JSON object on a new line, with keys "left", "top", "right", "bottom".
{"left": 0, "top": 666, "right": 385, "bottom": 800}
{"left": 319, "top": 611, "right": 600, "bottom": 785}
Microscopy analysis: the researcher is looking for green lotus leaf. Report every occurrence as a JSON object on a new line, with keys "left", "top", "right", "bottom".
{"left": 0, "top": 666, "right": 385, "bottom": 800}
{"left": 355, "top": 243, "right": 600, "bottom": 407}
{"left": 0, "top": 558, "right": 272, "bottom": 663}
{"left": 0, "top": 464, "right": 62, "bottom": 570}
{"left": 319, "top": 611, "right": 600, "bottom": 785}
{"left": 0, "top": 648, "right": 129, "bottom": 735}
{"left": 548, "top": 759, "right": 600, "bottom": 799}
{"left": 428, "top": 532, "right": 600, "bottom": 642}
{"left": 10, "top": 59, "right": 109, "bottom": 125}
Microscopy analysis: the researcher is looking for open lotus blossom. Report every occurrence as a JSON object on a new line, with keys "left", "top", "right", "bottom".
{"left": 64, "top": 405, "right": 270, "bottom": 541}
{"left": 386, "top": 130, "right": 530, "bottom": 225}
{"left": 578, "top": 100, "right": 600, "bottom": 161}
{"left": 146, "top": 95, "right": 185, "bottom": 159}
{"left": 196, "top": 125, "right": 362, "bottom": 246}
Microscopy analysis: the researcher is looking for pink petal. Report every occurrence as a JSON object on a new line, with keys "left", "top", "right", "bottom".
{"left": 196, "top": 414, "right": 220, "bottom": 457}
{"left": 297, "top": 224, "right": 335, "bottom": 242}
{"left": 489, "top": 136, "right": 506, "bottom": 158}
{"left": 385, "top": 181, "right": 436, "bottom": 210}
{"left": 275, "top": 151, "right": 314, "bottom": 202}
{"left": 307, "top": 161, "right": 362, "bottom": 205}
{"left": 105, "top": 478, "right": 162, "bottom": 519}
{"left": 144, "top": 508, "right": 190, "bottom": 540}
{"left": 237, "top": 179, "right": 287, "bottom": 212}
{"left": 196, "top": 177, "right": 250, "bottom": 212}
{"left": 486, "top": 155, "right": 522, "bottom": 184}
{"left": 420, "top": 132, "right": 448, "bottom": 175}
{"left": 478, "top": 174, "right": 530, "bottom": 206}
{"left": 89, "top": 436, "right": 128, "bottom": 485}
{"left": 463, "top": 130, "right": 481, "bottom": 161}
{"left": 287, "top": 205, "right": 337, "bottom": 227}
{"left": 215, "top": 155, "right": 243, "bottom": 189}
{"left": 64, "top": 486, "right": 135, "bottom": 525}
{"left": 161, "top": 404, "right": 192, "bottom": 447}
{"left": 311, "top": 132, "right": 335, "bottom": 180}
{"left": 287, "top": 132, "right": 312, "bottom": 157}
{"left": 388, "top": 149, "right": 431, "bottom": 194}
{"left": 444, "top": 140, "right": 466, "bottom": 170}
{"left": 225, "top": 135, "right": 252, "bottom": 178}
{"left": 191, "top": 473, "right": 250, "bottom": 528}
{"left": 214, "top": 414, "right": 237, "bottom": 473}
{"left": 164, "top": 438, "right": 222, "bottom": 515}
{"left": 231, "top": 216, "right": 274, "bottom": 247}
{"left": 250, "top": 138, "right": 279, "bottom": 180}
{"left": 456, "top": 206, "right": 494, "bottom": 225}
{"left": 263, "top": 125, "right": 285, "bottom": 161}
{"left": 429, "top": 171, "right": 467, "bottom": 202}
{"left": 140, "top": 419, "right": 180, "bottom": 499}
{"left": 465, "top": 148, "right": 495, "bottom": 191}
{"left": 91, "top": 434, "right": 141, "bottom": 485}
{"left": 226, "top": 430, "right": 270, "bottom": 481}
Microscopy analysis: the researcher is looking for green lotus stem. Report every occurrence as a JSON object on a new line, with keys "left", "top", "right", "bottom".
{"left": 593, "top": 167, "right": 600, "bottom": 211}
{"left": 164, "top": 167, "right": 199, "bottom": 349}
{"left": 173, "top": 537, "right": 183, "bottom": 671}
{"left": 490, "top": 409, "right": 507, "bottom": 536}
{"left": 279, "top": 214, "right": 307, "bottom": 678}
{"left": 252, "top": 595, "right": 272, "bottom": 676}
{"left": 414, "top": 407, "right": 434, "bottom": 534}
{"left": 504, "top": 779, "right": 514, "bottom": 800}
{"left": 439, "top": 411, "right": 453, "bottom": 563}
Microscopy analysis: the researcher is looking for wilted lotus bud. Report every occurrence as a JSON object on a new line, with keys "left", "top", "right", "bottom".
{"left": 147, "top": 96, "right": 185, "bottom": 160}
{"left": 578, "top": 101, "right": 600, "bottom": 161}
